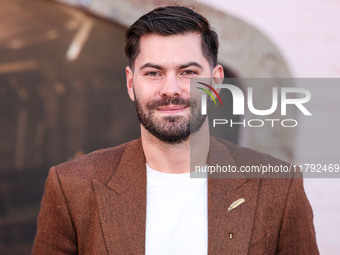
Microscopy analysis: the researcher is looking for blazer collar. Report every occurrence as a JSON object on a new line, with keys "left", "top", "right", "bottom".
{"left": 207, "top": 138, "right": 249, "bottom": 188}
{"left": 106, "top": 139, "right": 146, "bottom": 194}
{"left": 107, "top": 138, "right": 249, "bottom": 193}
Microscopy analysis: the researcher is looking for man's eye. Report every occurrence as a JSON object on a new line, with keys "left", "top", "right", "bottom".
{"left": 146, "top": 72, "right": 161, "bottom": 77}
{"left": 182, "top": 70, "right": 197, "bottom": 75}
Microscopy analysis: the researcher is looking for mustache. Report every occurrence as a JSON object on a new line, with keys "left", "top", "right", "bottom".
{"left": 146, "top": 97, "right": 191, "bottom": 110}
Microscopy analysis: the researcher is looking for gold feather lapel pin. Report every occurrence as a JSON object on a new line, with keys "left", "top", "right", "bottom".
{"left": 227, "top": 198, "right": 245, "bottom": 213}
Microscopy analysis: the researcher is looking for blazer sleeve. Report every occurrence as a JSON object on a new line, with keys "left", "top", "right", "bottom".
{"left": 276, "top": 176, "right": 319, "bottom": 254}
{"left": 32, "top": 167, "right": 77, "bottom": 255}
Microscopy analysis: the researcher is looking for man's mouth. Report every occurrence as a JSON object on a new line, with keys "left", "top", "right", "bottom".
{"left": 157, "top": 105, "right": 188, "bottom": 114}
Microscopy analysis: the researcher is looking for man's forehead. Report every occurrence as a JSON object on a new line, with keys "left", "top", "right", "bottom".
{"left": 135, "top": 32, "right": 206, "bottom": 68}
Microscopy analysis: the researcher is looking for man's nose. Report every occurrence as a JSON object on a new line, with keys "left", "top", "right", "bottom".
{"left": 160, "top": 75, "right": 182, "bottom": 98}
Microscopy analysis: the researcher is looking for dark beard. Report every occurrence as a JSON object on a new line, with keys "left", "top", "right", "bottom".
{"left": 134, "top": 94, "right": 206, "bottom": 144}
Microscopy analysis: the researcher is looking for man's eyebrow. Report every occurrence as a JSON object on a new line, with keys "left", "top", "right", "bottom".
{"left": 139, "top": 63, "right": 164, "bottom": 71}
{"left": 179, "top": 62, "right": 203, "bottom": 70}
{"left": 139, "top": 62, "right": 203, "bottom": 71}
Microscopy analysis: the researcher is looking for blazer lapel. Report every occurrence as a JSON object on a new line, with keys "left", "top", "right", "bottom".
{"left": 208, "top": 138, "right": 261, "bottom": 255}
{"left": 92, "top": 139, "right": 146, "bottom": 255}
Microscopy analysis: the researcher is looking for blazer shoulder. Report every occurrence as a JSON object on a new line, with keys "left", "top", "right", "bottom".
{"left": 53, "top": 139, "right": 139, "bottom": 184}
{"left": 212, "top": 137, "right": 291, "bottom": 167}
{"left": 211, "top": 137, "right": 297, "bottom": 181}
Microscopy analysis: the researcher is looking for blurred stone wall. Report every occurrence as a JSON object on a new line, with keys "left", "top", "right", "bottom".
{"left": 0, "top": 1, "right": 139, "bottom": 253}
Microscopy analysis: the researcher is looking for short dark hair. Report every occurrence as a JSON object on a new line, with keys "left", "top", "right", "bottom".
{"left": 125, "top": 6, "right": 219, "bottom": 68}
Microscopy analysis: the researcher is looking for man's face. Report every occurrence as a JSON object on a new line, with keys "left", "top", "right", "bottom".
{"left": 126, "top": 32, "right": 223, "bottom": 144}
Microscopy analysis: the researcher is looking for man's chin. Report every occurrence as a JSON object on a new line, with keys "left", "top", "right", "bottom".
{"left": 142, "top": 121, "right": 190, "bottom": 144}
{"left": 151, "top": 131, "right": 190, "bottom": 144}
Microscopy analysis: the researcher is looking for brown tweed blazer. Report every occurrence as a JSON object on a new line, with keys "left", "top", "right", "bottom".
{"left": 32, "top": 138, "right": 319, "bottom": 254}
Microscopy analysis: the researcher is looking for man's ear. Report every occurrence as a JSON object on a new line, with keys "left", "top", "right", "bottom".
{"left": 212, "top": 64, "right": 224, "bottom": 85}
{"left": 211, "top": 64, "right": 224, "bottom": 94}
{"left": 126, "top": 66, "right": 135, "bottom": 102}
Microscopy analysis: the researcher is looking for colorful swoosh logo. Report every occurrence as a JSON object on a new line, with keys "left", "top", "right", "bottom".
{"left": 196, "top": 82, "right": 223, "bottom": 106}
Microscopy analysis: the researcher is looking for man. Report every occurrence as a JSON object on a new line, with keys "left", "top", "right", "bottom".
{"left": 32, "top": 6, "right": 319, "bottom": 254}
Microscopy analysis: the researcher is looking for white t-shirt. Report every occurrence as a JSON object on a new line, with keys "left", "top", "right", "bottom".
{"left": 145, "top": 164, "right": 208, "bottom": 255}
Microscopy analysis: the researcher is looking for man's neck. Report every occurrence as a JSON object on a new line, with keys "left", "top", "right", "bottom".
{"left": 141, "top": 120, "right": 210, "bottom": 174}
